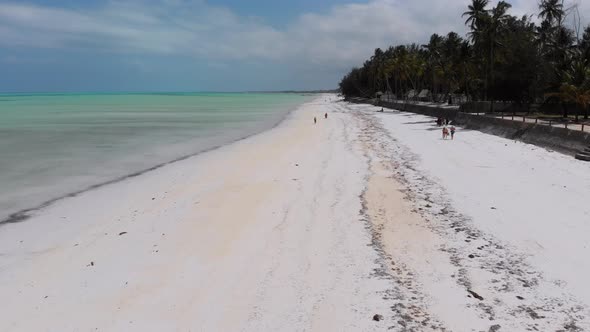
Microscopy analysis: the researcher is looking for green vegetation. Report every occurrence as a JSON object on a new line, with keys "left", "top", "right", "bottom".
{"left": 339, "top": 0, "right": 590, "bottom": 119}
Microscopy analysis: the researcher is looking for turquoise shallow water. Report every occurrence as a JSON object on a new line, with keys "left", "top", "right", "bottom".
{"left": 0, "top": 92, "right": 314, "bottom": 222}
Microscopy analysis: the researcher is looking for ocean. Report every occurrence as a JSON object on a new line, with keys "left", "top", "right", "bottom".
{"left": 0, "top": 92, "right": 314, "bottom": 223}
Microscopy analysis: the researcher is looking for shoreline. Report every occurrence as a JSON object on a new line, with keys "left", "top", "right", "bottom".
{"left": 0, "top": 94, "right": 397, "bottom": 331}
{"left": 1, "top": 95, "right": 314, "bottom": 226}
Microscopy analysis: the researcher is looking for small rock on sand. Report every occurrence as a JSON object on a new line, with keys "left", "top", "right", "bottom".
{"left": 373, "top": 314, "right": 383, "bottom": 321}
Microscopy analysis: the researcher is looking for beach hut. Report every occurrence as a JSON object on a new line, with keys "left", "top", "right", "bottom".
{"left": 417, "top": 89, "right": 431, "bottom": 101}
{"left": 380, "top": 91, "right": 395, "bottom": 103}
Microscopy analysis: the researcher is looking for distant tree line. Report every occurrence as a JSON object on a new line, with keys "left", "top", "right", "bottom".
{"left": 339, "top": 0, "right": 590, "bottom": 119}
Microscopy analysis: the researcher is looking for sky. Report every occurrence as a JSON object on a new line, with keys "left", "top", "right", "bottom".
{"left": 0, "top": 0, "right": 588, "bottom": 92}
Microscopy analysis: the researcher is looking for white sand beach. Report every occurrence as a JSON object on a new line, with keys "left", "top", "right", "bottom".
{"left": 2, "top": 95, "right": 590, "bottom": 331}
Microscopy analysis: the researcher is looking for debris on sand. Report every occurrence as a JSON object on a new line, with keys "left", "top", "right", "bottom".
{"left": 489, "top": 324, "right": 501, "bottom": 332}
{"left": 526, "top": 308, "right": 545, "bottom": 320}
{"left": 373, "top": 314, "right": 384, "bottom": 321}
{"left": 468, "top": 290, "right": 484, "bottom": 301}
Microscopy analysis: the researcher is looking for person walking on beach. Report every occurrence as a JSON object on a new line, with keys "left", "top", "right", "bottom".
{"left": 324, "top": 113, "right": 328, "bottom": 119}
{"left": 442, "top": 126, "right": 449, "bottom": 140}
{"left": 450, "top": 126, "right": 456, "bottom": 140}
{"left": 314, "top": 117, "right": 317, "bottom": 124}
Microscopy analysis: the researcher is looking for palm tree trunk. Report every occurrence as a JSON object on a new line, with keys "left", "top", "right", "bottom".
{"left": 489, "top": 40, "right": 495, "bottom": 113}
{"left": 463, "top": 63, "right": 468, "bottom": 101}
{"left": 484, "top": 63, "right": 488, "bottom": 101}
{"left": 384, "top": 74, "right": 392, "bottom": 94}
{"left": 433, "top": 77, "right": 436, "bottom": 102}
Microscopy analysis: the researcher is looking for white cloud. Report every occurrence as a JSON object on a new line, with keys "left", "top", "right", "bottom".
{"left": 0, "top": 0, "right": 588, "bottom": 71}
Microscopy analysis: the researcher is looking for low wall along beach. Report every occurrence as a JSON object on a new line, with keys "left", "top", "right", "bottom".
{"left": 374, "top": 100, "right": 590, "bottom": 155}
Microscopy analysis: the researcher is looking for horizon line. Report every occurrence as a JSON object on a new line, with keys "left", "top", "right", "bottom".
{"left": 0, "top": 89, "right": 339, "bottom": 95}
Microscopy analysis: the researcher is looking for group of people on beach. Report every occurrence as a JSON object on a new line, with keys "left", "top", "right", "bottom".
{"left": 314, "top": 113, "right": 328, "bottom": 124}
{"left": 437, "top": 117, "right": 456, "bottom": 140}
{"left": 442, "top": 126, "right": 455, "bottom": 140}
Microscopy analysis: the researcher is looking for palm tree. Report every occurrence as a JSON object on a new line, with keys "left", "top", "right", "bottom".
{"left": 388, "top": 46, "right": 409, "bottom": 99}
{"left": 579, "top": 26, "right": 590, "bottom": 63}
{"left": 459, "top": 41, "right": 474, "bottom": 100}
{"left": 370, "top": 48, "right": 385, "bottom": 94}
{"left": 463, "top": 0, "right": 492, "bottom": 101}
{"left": 537, "top": 1, "right": 569, "bottom": 97}
{"left": 536, "top": 20, "right": 553, "bottom": 53}
{"left": 486, "top": 1, "right": 512, "bottom": 108}
{"left": 538, "top": 0, "right": 564, "bottom": 27}
{"left": 549, "top": 26, "right": 577, "bottom": 88}
{"left": 463, "top": 0, "right": 490, "bottom": 30}
{"left": 550, "top": 60, "right": 590, "bottom": 121}
{"left": 405, "top": 44, "right": 426, "bottom": 95}
{"left": 442, "top": 32, "right": 463, "bottom": 94}
{"left": 377, "top": 48, "right": 395, "bottom": 94}
{"left": 423, "top": 34, "right": 443, "bottom": 99}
